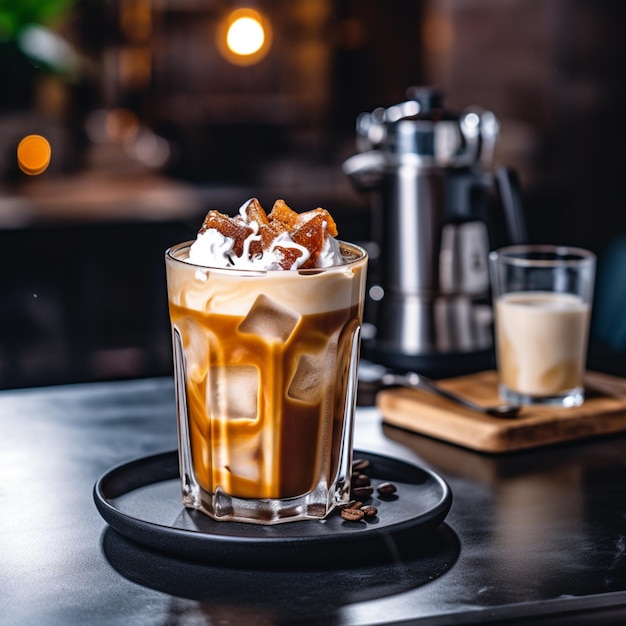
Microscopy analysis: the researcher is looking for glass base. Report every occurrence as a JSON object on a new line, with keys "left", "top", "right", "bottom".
{"left": 499, "top": 384, "right": 584, "bottom": 408}
{"left": 181, "top": 473, "right": 350, "bottom": 525}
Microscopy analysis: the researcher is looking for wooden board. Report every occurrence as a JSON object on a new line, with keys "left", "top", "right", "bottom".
{"left": 376, "top": 370, "right": 626, "bottom": 453}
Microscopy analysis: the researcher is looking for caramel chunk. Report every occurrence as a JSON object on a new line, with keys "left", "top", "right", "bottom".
{"left": 297, "top": 207, "right": 338, "bottom": 238}
{"left": 241, "top": 198, "right": 269, "bottom": 226}
{"left": 268, "top": 199, "right": 299, "bottom": 231}
{"left": 200, "top": 210, "right": 253, "bottom": 257}
{"left": 249, "top": 221, "right": 282, "bottom": 257}
{"left": 273, "top": 246, "right": 305, "bottom": 270}
{"left": 291, "top": 213, "right": 325, "bottom": 269}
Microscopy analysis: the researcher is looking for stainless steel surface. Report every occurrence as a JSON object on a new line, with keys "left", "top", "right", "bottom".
{"left": 439, "top": 221, "right": 490, "bottom": 295}
{"left": 387, "top": 165, "right": 443, "bottom": 293}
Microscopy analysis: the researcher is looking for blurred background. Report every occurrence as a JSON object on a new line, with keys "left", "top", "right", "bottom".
{"left": 1, "top": 0, "right": 625, "bottom": 389}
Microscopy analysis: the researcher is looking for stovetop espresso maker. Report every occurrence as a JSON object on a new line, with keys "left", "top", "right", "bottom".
{"left": 344, "top": 86, "right": 527, "bottom": 377}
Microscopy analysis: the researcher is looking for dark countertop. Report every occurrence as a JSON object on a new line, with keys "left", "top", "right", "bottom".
{"left": 1, "top": 377, "right": 626, "bottom": 625}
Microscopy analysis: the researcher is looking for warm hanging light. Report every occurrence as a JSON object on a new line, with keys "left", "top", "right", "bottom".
{"left": 217, "top": 8, "right": 272, "bottom": 66}
{"left": 227, "top": 14, "right": 264, "bottom": 56}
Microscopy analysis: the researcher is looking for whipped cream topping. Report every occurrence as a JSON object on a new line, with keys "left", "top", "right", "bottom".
{"left": 186, "top": 199, "right": 344, "bottom": 270}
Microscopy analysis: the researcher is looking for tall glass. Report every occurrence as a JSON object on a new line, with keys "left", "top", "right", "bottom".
{"left": 489, "top": 245, "right": 595, "bottom": 407}
{"left": 166, "top": 241, "right": 368, "bottom": 524}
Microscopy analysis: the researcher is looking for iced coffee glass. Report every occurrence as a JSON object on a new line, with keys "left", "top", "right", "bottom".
{"left": 166, "top": 241, "right": 367, "bottom": 524}
{"left": 489, "top": 245, "right": 595, "bottom": 407}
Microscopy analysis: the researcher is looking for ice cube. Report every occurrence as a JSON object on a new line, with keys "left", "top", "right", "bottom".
{"left": 177, "top": 320, "right": 212, "bottom": 382}
{"left": 222, "top": 434, "right": 263, "bottom": 483}
{"left": 208, "top": 365, "right": 259, "bottom": 420}
{"left": 288, "top": 352, "right": 328, "bottom": 403}
{"left": 238, "top": 294, "right": 300, "bottom": 343}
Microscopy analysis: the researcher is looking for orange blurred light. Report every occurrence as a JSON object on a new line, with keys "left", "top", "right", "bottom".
{"left": 17, "top": 135, "right": 51, "bottom": 176}
{"left": 218, "top": 8, "right": 272, "bottom": 66}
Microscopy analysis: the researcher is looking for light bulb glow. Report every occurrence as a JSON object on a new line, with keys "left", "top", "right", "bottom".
{"left": 227, "top": 16, "right": 265, "bottom": 56}
{"left": 218, "top": 8, "right": 272, "bottom": 66}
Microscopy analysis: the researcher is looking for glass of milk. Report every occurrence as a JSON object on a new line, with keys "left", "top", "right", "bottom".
{"left": 489, "top": 245, "right": 596, "bottom": 407}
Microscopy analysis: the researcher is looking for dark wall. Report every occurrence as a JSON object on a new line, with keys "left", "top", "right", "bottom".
{"left": 423, "top": 0, "right": 626, "bottom": 256}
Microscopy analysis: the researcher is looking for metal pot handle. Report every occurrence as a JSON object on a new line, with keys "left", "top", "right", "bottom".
{"left": 341, "top": 150, "right": 386, "bottom": 192}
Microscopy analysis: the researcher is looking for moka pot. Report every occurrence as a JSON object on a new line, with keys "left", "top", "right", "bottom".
{"left": 343, "top": 87, "right": 527, "bottom": 377}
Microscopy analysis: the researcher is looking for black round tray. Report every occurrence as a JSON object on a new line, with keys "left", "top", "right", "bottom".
{"left": 94, "top": 449, "right": 452, "bottom": 567}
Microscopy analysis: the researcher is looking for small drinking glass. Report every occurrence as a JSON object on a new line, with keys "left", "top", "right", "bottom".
{"left": 489, "top": 245, "right": 595, "bottom": 407}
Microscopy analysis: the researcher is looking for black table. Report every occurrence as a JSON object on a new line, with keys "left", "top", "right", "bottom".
{"left": 1, "top": 377, "right": 626, "bottom": 625}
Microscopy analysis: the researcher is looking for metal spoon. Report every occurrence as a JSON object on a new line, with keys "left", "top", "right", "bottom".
{"left": 359, "top": 362, "right": 521, "bottom": 418}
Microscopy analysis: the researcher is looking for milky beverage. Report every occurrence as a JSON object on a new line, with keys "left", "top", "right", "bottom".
{"left": 166, "top": 199, "right": 367, "bottom": 523}
{"left": 495, "top": 291, "right": 590, "bottom": 397}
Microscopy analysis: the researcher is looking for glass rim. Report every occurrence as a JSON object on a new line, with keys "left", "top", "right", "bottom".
{"left": 165, "top": 239, "right": 368, "bottom": 275}
{"left": 489, "top": 244, "right": 595, "bottom": 268}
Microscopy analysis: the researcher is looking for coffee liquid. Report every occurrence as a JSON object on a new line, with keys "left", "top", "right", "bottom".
{"left": 169, "top": 302, "right": 360, "bottom": 500}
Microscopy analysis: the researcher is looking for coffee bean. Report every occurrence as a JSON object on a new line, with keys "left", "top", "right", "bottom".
{"left": 361, "top": 505, "right": 378, "bottom": 518}
{"left": 376, "top": 482, "right": 397, "bottom": 496}
{"left": 341, "top": 507, "right": 365, "bottom": 522}
{"left": 341, "top": 460, "right": 400, "bottom": 522}
{"left": 351, "top": 485, "right": 374, "bottom": 499}
{"left": 352, "top": 473, "right": 371, "bottom": 488}
{"left": 352, "top": 458, "right": 371, "bottom": 472}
